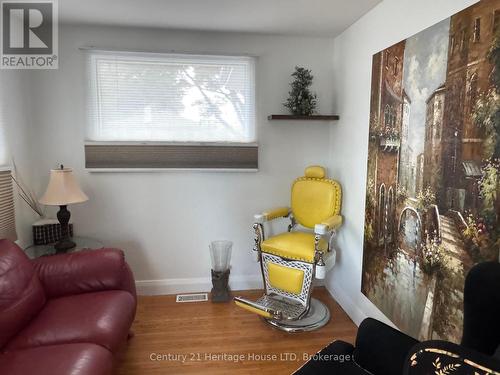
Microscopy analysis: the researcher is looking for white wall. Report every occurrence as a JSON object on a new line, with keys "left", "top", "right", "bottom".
{"left": 0, "top": 70, "right": 39, "bottom": 247}
{"left": 327, "top": 0, "right": 478, "bottom": 325}
{"left": 1, "top": 1, "right": 482, "bottom": 325}
{"left": 29, "top": 25, "right": 335, "bottom": 293}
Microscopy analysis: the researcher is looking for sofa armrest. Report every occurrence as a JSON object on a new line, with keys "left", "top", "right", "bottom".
{"left": 314, "top": 215, "right": 342, "bottom": 235}
{"left": 32, "top": 248, "right": 137, "bottom": 301}
{"left": 354, "top": 318, "right": 419, "bottom": 375}
{"left": 254, "top": 207, "right": 291, "bottom": 223}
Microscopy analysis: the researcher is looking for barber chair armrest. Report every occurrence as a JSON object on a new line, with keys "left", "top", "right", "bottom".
{"left": 254, "top": 207, "right": 291, "bottom": 223}
{"left": 314, "top": 215, "right": 343, "bottom": 235}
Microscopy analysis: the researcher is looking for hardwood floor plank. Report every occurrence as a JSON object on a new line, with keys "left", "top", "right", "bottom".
{"left": 115, "top": 288, "right": 357, "bottom": 375}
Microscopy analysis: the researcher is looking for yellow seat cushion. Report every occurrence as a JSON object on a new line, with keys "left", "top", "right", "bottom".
{"left": 267, "top": 262, "right": 304, "bottom": 294}
{"left": 261, "top": 232, "right": 326, "bottom": 263}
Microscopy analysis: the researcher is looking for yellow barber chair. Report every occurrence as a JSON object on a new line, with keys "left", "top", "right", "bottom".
{"left": 235, "top": 166, "right": 342, "bottom": 332}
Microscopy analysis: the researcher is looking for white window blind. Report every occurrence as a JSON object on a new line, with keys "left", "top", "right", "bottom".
{"left": 86, "top": 50, "right": 256, "bottom": 143}
{"left": 0, "top": 169, "right": 17, "bottom": 241}
{"left": 0, "top": 99, "right": 16, "bottom": 239}
{"left": 0, "top": 118, "right": 7, "bottom": 166}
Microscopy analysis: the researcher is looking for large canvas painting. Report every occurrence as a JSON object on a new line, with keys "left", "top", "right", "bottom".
{"left": 362, "top": 0, "right": 500, "bottom": 342}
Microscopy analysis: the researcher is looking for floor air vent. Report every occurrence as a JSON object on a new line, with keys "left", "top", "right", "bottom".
{"left": 176, "top": 293, "right": 208, "bottom": 303}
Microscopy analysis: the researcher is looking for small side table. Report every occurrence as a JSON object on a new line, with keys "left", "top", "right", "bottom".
{"left": 24, "top": 236, "right": 104, "bottom": 259}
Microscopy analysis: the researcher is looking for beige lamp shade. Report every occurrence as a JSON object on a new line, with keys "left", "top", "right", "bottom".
{"left": 39, "top": 167, "right": 88, "bottom": 206}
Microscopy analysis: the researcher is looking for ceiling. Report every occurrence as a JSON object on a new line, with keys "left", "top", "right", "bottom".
{"left": 59, "top": 0, "right": 382, "bottom": 37}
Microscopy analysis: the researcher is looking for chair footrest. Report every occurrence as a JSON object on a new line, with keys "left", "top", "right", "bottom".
{"left": 234, "top": 294, "right": 307, "bottom": 321}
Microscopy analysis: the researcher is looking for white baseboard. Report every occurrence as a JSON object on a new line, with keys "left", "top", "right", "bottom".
{"left": 326, "top": 283, "right": 367, "bottom": 326}
{"left": 136, "top": 274, "right": 263, "bottom": 296}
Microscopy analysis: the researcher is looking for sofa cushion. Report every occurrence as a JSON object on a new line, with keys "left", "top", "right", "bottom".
{"left": 0, "top": 343, "right": 113, "bottom": 375}
{"left": 7, "top": 290, "right": 135, "bottom": 353}
{"left": 0, "top": 239, "right": 46, "bottom": 349}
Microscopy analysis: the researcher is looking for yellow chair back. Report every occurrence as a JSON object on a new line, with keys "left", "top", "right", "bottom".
{"left": 291, "top": 166, "right": 341, "bottom": 229}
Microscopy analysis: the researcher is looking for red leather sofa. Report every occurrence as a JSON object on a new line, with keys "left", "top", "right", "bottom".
{"left": 0, "top": 239, "right": 137, "bottom": 375}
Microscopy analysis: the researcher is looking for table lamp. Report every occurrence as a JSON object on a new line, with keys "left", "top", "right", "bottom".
{"left": 39, "top": 165, "right": 88, "bottom": 252}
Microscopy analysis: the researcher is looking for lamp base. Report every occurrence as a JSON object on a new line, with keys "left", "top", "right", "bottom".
{"left": 54, "top": 205, "right": 75, "bottom": 253}
{"left": 54, "top": 238, "right": 76, "bottom": 253}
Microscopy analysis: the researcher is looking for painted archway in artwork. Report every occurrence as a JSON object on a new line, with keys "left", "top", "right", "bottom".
{"left": 398, "top": 206, "right": 422, "bottom": 256}
{"left": 378, "top": 183, "right": 386, "bottom": 245}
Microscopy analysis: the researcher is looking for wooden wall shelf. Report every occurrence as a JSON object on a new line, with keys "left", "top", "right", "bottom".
{"left": 267, "top": 114, "right": 340, "bottom": 121}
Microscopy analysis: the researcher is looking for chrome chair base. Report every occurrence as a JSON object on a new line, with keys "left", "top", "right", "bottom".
{"left": 263, "top": 298, "right": 330, "bottom": 333}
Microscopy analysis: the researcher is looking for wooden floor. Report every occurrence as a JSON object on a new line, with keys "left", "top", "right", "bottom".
{"left": 115, "top": 288, "right": 357, "bottom": 375}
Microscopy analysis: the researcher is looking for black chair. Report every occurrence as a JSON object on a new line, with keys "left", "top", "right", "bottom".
{"left": 295, "top": 261, "right": 500, "bottom": 374}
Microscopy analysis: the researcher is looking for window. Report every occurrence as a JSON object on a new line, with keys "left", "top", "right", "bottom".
{"left": 384, "top": 105, "right": 397, "bottom": 128}
{"left": 393, "top": 57, "right": 399, "bottom": 76}
{"left": 378, "top": 184, "right": 386, "bottom": 243}
{"left": 0, "top": 113, "right": 16, "bottom": 240}
{"left": 493, "top": 10, "right": 500, "bottom": 34}
{"left": 0, "top": 119, "right": 6, "bottom": 167}
{"left": 85, "top": 50, "right": 257, "bottom": 170}
{"left": 460, "top": 29, "right": 467, "bottom": 51}
{"left": 0, "top": 169, "right": 16, "bottom": 241}
{"left": 387, "top": 186, "right": 394, "bottom": 243}
{"left": 473, "top": 18, "right": 481, "bottom": 42}
{"left": 468, "top": 73, "right": 478, "bottom": 112}
{"left": 384, "top": 105, "right": 391, "bottom": 126}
